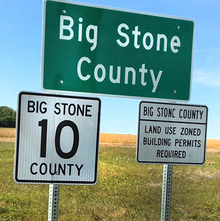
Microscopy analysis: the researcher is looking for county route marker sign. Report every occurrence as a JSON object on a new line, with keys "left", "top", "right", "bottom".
{"left": 42, "top": 0, "right": 194, "bottom": 101}
{"left": 137, "top": 101, "right": 208, "bottom": 165}
{"left": 14, "top": 92, "right": 101, "bottom": 184}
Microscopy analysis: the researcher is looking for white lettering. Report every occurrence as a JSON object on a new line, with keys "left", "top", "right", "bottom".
{"left": 157, "top": 34, "right": 167, "bottom": 52}
{"left": 139, "top": 64, "right": 148, "bottom": 86}
{"left": 150, "top": 70, "right": 163, "bottom": 92}
{"left": 76, "top": 56, "right": 163, "bottom": 92}
{"left": 109, "top": 66, "right": 121, "bottom": 83}
{"left": 170, "top": 36, "right": 181, "bottom": 53}
{"left": 125, "top": 67, "right": 136, "bottom": 85}
{"left": 77, "top": 57, "right": 91, "bottom": 81}
{"left": 143, "top": 32, "right": 154, "bottom": 50}
{"left": 59, "top": 15, "right": 74, "bottom": 40}
{"left": 132, "top": 26, "right": 141, "bottom": 49}
{"left": 86, "top": 25, "right": 98, "bottom": 51}
{"left": 78, "top": 17, "right": 83, "bottom": 42}
{"left": 116, "top": 23, "right": 130, "bottom": 47}
{"left": 116, "top": 24, "right": 181, "bottom": 53}
{"left": 59, "top": 15, "right": 98, "bottom": 51}
{"left": 94, "top": 64, "right": 106, "bottom": 82}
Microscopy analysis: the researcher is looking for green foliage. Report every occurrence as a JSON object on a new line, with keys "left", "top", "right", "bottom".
{"left": 1, "top": 143, "right": 220, "bottom": 220}
{"left": 0, "top": 106, "right": 16, "bottom": 127}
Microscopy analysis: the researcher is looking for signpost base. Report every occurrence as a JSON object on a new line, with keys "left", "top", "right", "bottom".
{"left": 161, "top": 165, "right": 173, "bottom": 221}
{"left": 48, "top": 184, "right": 59, "bottom": 221}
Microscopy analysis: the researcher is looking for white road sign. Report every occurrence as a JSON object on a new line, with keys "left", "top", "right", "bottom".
{"left": 137, "top": 101, "right": 208, "bottom": 165}
{"left": 14, "top": 92, "right": 101, "bottom": 184}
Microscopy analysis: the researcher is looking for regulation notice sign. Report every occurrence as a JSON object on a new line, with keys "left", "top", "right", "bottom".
{"left": 137, "top": 101, "right": 208, "bottom": 165}
{"left": 42, "top": 0, "right": 194, "bottom": 101}
{"left": 14, "top": 92, "right": 101, "bottom": 184}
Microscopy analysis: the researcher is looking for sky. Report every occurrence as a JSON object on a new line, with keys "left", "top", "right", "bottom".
{"left": 0, "top": 0, "right": 220, "bottom": 139}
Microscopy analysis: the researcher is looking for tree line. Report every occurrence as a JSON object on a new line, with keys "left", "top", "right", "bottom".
{"left": 0, "top": 106, "right": 16, "bottom": 128}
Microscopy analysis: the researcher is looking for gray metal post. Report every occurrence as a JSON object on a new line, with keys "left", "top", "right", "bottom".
{"left": 48, "top": 184, "right": 60, "bottom": 221}
{"left": 161, "top": 164, "right": 173, "bottom": 221}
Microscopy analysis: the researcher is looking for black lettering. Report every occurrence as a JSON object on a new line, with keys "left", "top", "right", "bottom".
{"left": 40, "top": 102, "right": 47, "bottom": 113}
{"left": 180, "top": 127, "right": 202, "bottom": 136}
{"left": 180, "top": 127, "right": 184, "bottom": 135}
{"left": 54, "top": 103, "right": 61, "bottom": 115}
{"left": 157, "top": 107, "right": 175, "bottom": 118}
{"left": 144, "top": 106, "right": 153, "bottom": 116}
{"left": 49, "top": 163, "right": 57, "bottom": 175}
{"left": 27, "top": 100, "right": 47, "bottom": 114}
{"left": 40, "top": 163, "right": 47, "bottom": 175}
{"left": 143, "top": 137, "right": 147, "bottom": 145}
{"left": 61, "top": 103, "right": 68, "bottom": 115}
{"left": 182, "top": 151, "right": 186, "bottom": 158}
{"left": 156, "top": 150, "right": 187, "bottom": 158}
{"left": 157, "top": 150, "right": 160, "bottom": 157}
{"left": 85, "top": 105, "right": 92, "bottom": 117}
{"left": 75, "top": 164, "right": 84, "bottom": 176}
{"left": 30, "top": 162, "right": 38, "bottom": 175}
{"left": 77, "top": 104, "right": 84, "bottom": 116}
{"left": 68, "top": 104, "right": 76, "bottom": 116}
{"left": 165, "top": 126, "right": 176, "bottom": 135}
{"left": 145, "top": 125, "right": 161, "bottom": 134}
{"left": 175, "top": 151, "right": 178, "bottom": 157}
{"left": 58, "top": 163, "right": 66, "bottom": 175}
{"left": 55, "top": 120, "right": 79, "bottom": 159}
{"left": 27, "top": 100, "right": 35, "bottom": 113}
{"left": 67, "top": 164, "right": 74, "bottom": 175}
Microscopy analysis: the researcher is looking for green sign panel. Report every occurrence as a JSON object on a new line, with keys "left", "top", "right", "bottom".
{"left": 42, "top": 0, "right": 194, "bottom": 101}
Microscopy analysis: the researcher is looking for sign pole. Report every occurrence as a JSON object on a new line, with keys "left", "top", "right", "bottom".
{"left": 48, "top": 184, "right": 60, "bottom": 221}
{"left": 161, "top": 164, "right": 173, "bottom": 221}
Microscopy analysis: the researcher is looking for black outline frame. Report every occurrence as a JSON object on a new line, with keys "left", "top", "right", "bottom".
{"left": 136, "top": 101, "right": 208, "bottom": 165}
{"left": 14, "top": 91, "right": 101, "bottom": 184}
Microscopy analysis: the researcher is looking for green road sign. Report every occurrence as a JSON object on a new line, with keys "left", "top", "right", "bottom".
{"left": 42, "top": 0, "right": 194, "bottom": 101}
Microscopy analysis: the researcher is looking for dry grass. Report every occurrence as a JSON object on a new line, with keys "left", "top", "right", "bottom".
{"left": 0, "top": 127, "right": 220, "bottom": 149}
{"left": 100, "top": 133, "right": 136, "bottom": 147}
{"left": 100, "top": 134, "right": 220, "bottom": 149}
{"left": 0, "top": 127, "right": 15, "bottom": 142}
{"left": 207, "top": 139, "right": 220, "bottom": 148}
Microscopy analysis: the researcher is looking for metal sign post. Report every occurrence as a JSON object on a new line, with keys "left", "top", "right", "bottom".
{"left": 48, "top": 184, "right": 60, "bottom": 221}
{"left": 161, "top": 165, "right": 173, "bottom": 221}
{"left": 14, "top": 91, "right": 101, "bottom": 220}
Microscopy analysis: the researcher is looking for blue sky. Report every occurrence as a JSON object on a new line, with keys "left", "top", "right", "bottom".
{"left": 0, "top": 0, "right": 220, "bottom": 138}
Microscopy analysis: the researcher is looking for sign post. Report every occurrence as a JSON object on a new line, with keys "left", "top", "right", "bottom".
{"left": 161, "top": 165, "right": 173, "bottom": 221}
{"left": 42, "top": 0, "right": 194, "bottom": 101}
{"left": 137, "top": 101, "right": 208, "bottom": 220}
{"left": 48, "top": 184, "right": 59, "bottom": 221}
{"left": 14, "top": 92, "right": 101, "bottom": 220}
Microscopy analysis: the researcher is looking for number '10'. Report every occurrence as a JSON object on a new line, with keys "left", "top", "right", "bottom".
{"left": 38, "top": 119, "right": 79, "bottom": 159}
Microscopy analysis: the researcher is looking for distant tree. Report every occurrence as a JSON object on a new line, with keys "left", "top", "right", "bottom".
{"left": 0, "top": 106, "right": 16, "bottom": 128}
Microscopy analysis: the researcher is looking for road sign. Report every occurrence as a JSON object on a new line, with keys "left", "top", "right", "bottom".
{"left": 14, "top": 92, "right": 101, "bottom": 184}
{"left": 42, "top": 0, "right": 194, "bottom": 101}
{"left": 137, "top": 101, "right": 208, "bottom": 165}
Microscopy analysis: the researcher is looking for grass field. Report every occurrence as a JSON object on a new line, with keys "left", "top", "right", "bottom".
{"left": 1, "top": 128, "right": 220, "bottom": 220}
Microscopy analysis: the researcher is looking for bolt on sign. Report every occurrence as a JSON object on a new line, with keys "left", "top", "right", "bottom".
{"left": 137, "top": 101, "right": 208, "bottom": 165}
{"left": 14, "top": 92, "right": 101, "bottom": 184}
{"left": 42, "top": 0, "right": 194, "bottom": 101}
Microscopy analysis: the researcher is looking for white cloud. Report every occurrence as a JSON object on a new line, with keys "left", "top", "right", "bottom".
{"left": 193, "top": 69, "right": 220, "bottom": 87}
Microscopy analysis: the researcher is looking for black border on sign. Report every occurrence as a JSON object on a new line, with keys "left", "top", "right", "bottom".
{"left": 136, "top": 101, "right": 208, "bottom": 165}
{"left": 14, "top": 91, "right": 101, "bottom": 185}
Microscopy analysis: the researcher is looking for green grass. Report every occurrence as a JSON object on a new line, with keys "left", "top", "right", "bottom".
{"left": 1, "top": 142, "right": 220, "bottom": 220}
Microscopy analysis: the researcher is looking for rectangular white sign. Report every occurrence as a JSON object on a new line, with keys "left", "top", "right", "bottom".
{"left": 14, "top": 92, "right": 101, "bottom": 184}
{"left": 137, "top": 101, "right": 208, "bottom": 165}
